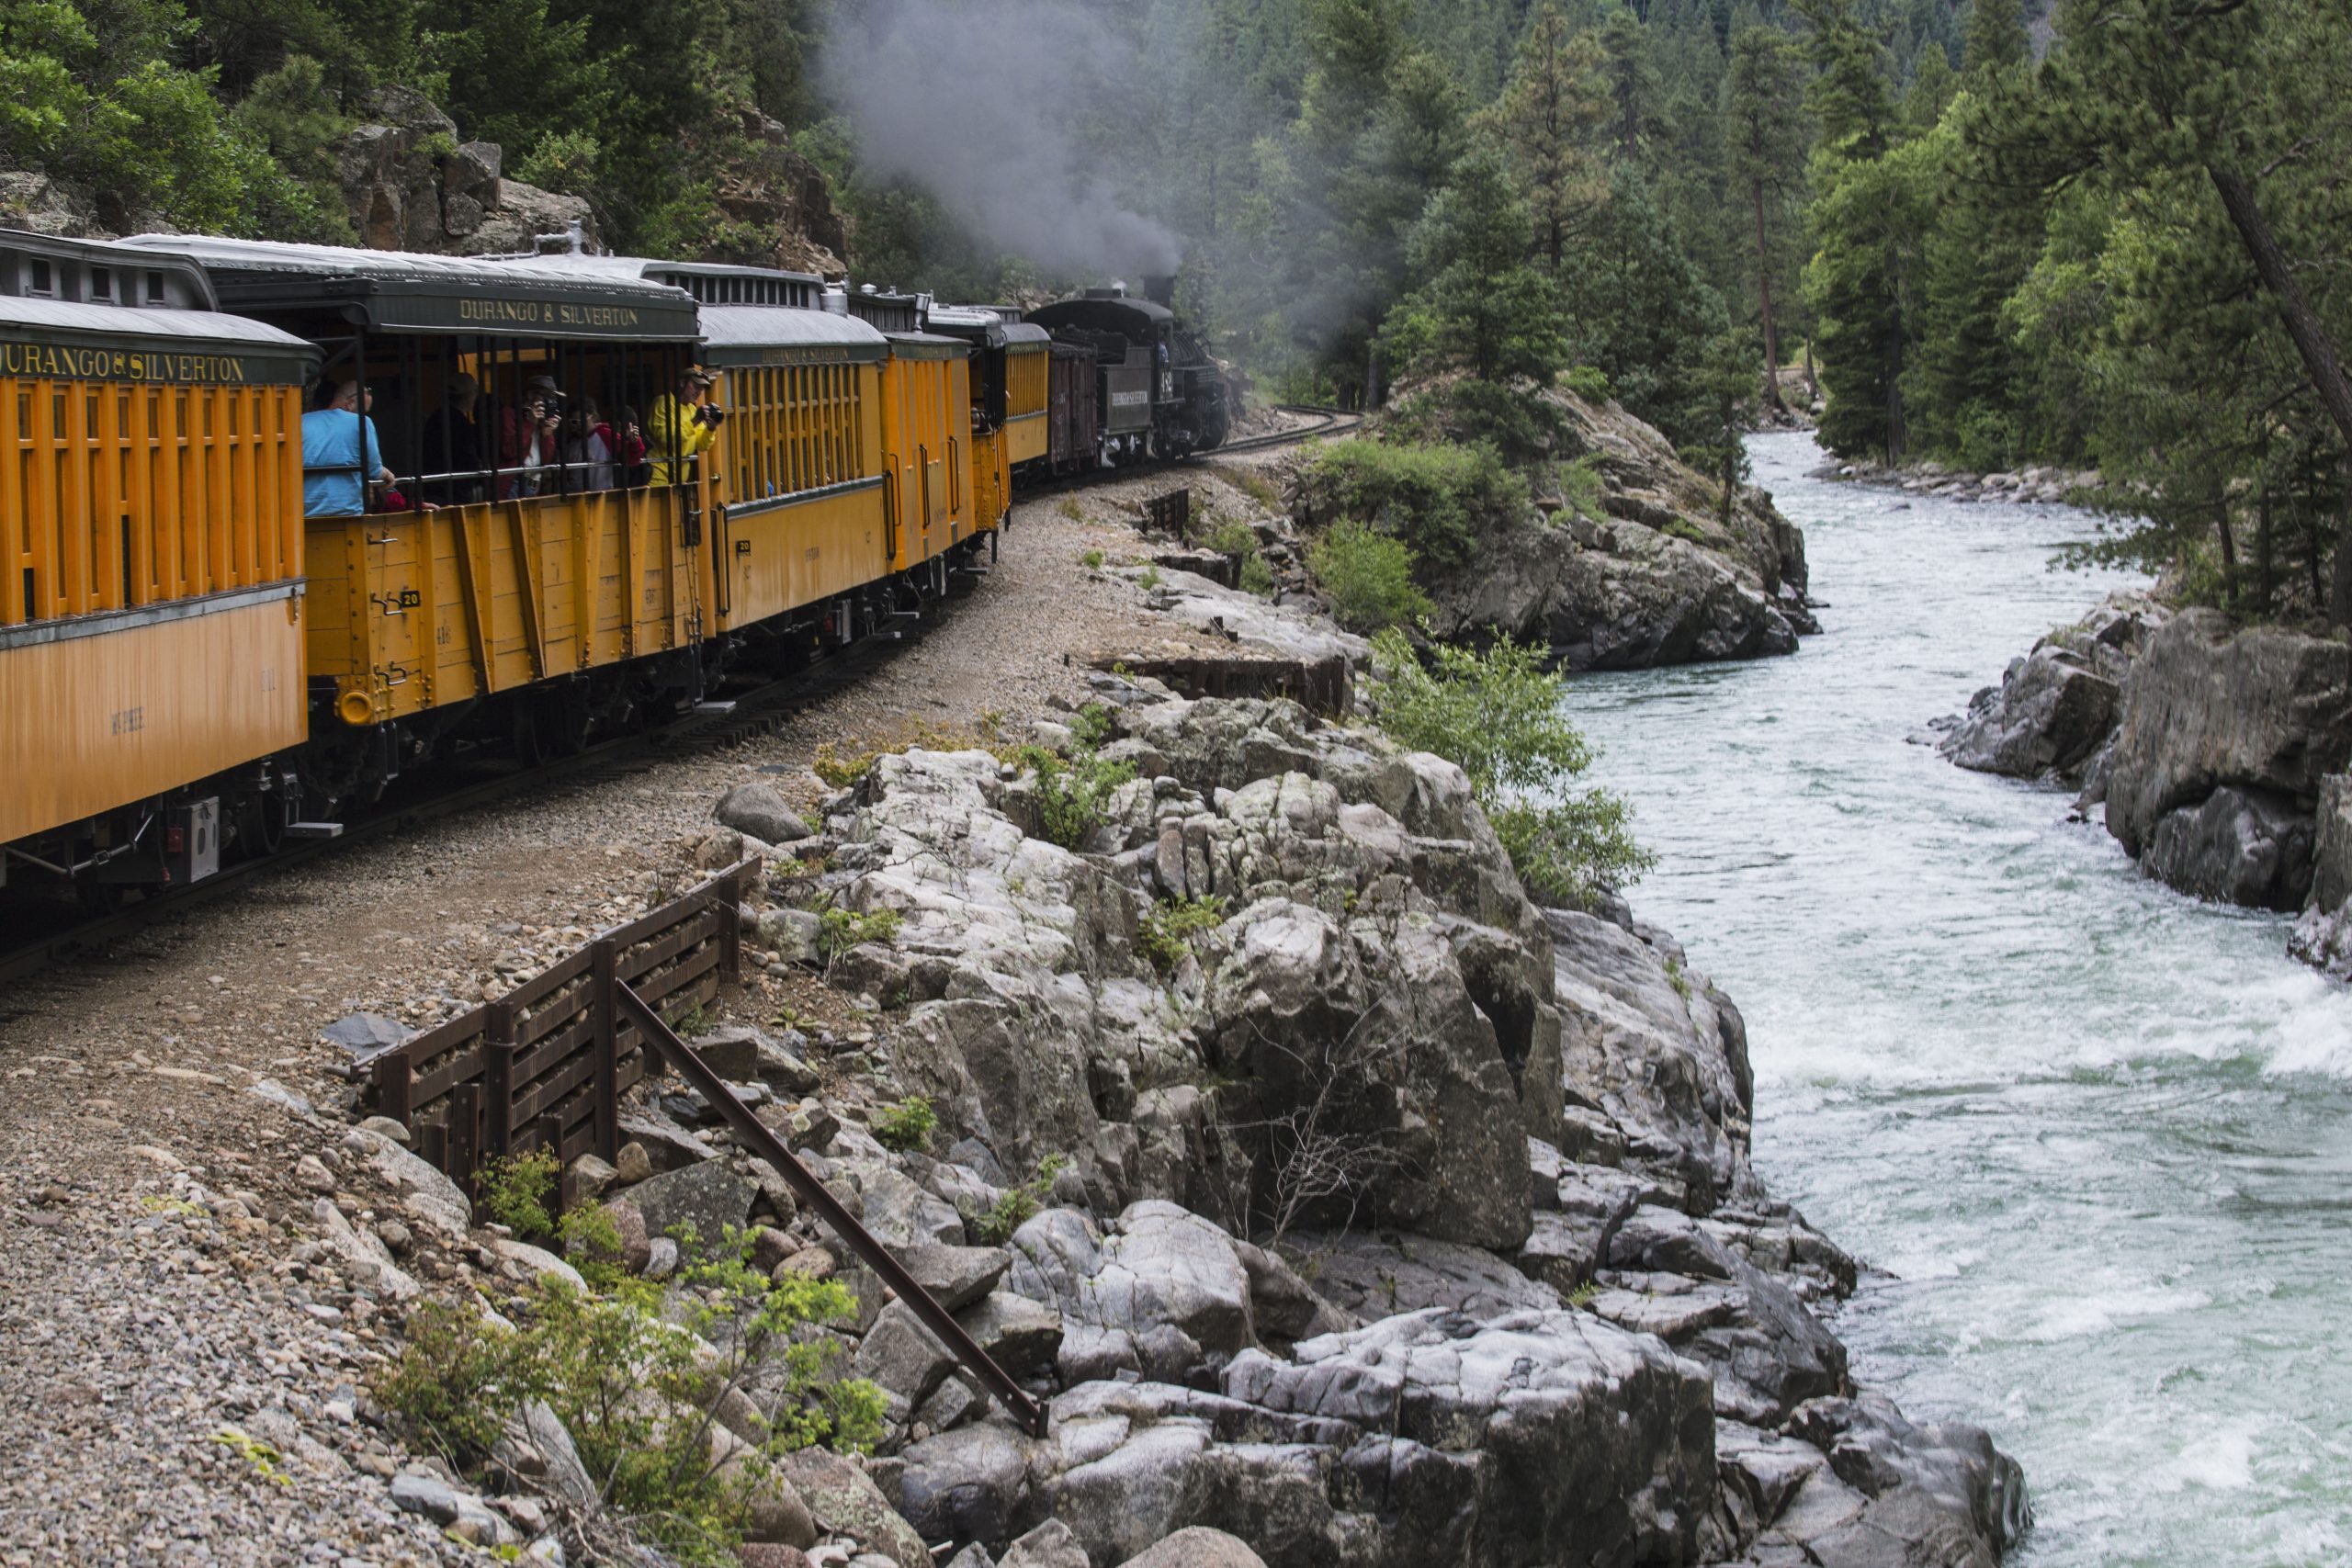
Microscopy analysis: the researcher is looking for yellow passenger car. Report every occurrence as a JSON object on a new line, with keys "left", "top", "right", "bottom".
{"left": 0, "top": 231, "right": 315, "bottom": 897}
{"left": 877, "top": 332, "right": 974, "bottom": 576}
{"left": 119, "top": 235, "right": 710, "bottom": 799}
{"left": 923, "top": 305, "right": 1048, "bottom": 544}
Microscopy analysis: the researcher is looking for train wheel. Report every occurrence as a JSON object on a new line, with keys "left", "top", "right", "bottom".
{"left": 511, "top": 699, "right": 550, "bottom": 770}
{"left": 75, "top": 877, "right": 125, "bottom": 916}
{"left": 238, "top": 790, "right": 288, "bottom": 858}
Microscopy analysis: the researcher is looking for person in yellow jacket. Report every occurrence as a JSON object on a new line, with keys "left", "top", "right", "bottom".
{"left": 647, "top": 366, "right": 726, "bottom": 485}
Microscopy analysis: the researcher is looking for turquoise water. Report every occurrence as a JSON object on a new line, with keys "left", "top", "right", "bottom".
{"left": 1561, "top": 432, "right": 2352, "bottom": 1566}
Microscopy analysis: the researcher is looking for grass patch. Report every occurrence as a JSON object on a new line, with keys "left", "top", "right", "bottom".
{"left": 815, "top": 903, "right": 903, "bottom": 966}
{"left": 1058, "top": 497, "right": 1085, "bottom": 522}
{"left": 1137, "top": 895, "right": 1227, "bottom": 973}
{"left": 1079, "top": 548, "right": 1105, "bottom": 570}
{"left": 969, "top": 1155, "right": 1068, "bottom": 1246}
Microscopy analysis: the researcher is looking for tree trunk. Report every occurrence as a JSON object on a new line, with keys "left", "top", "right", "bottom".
{"left": 2256, "top": 487, "right": 2275, "bottom": 615}
{"left": 2206, "top": 162, "right": 2352, "bottom": 624}
{"left": 1751, "top": 178, "right": 1783, "bottom": 412}
{"left": 2216, "top": 495, "right": 2238, "bottom": 608}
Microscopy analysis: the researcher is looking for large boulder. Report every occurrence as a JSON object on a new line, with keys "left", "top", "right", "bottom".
{"left": 2138, "top": 784, "right": 2314, "bottom": 911}
{"left": 1940, "top": 647, "right": 2120, "bottom": 781}
{"left": 1547, "top": 909, "right": 1754, "bottom": 1213}
{"left": 2101, "top": 609, "right": 2352, "bottom": 866}
{"left": 1007, "top": 1203, "right": 1258, "bottom": 1382}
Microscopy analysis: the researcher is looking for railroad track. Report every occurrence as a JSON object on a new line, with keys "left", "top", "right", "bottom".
{"left": 0, "top": 404, "right": 1356, "bottom": 990}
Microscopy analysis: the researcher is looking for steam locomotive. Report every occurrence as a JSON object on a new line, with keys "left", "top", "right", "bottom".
{"left": 1024, "top": 276, "right": 1234, "bottom": 468}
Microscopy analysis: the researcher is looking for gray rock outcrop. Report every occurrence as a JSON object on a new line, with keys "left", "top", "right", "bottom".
{"left": 338, "top": 87, "right": 599, "bottom": 256}
{"left": 2290, "top": 774, "right": 2352, "bottom": 978}
{"left": 702, "top": 688, "right": 2020, "bottom": 1566}
{"left": 1940, "top": 592, "right": 2166, "bottom": 784}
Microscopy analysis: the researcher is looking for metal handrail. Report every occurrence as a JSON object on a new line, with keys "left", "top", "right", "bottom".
{"left": 614, "top": 983, "right": 1050, "bottom": 1438}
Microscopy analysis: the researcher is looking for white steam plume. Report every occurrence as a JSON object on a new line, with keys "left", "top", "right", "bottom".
{"left": 820, "top": 0, "right": 1184, "bottom": 281}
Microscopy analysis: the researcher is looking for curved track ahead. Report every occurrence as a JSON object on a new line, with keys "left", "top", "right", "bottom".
{"left": 0, "top": 406, "right": 1361, "bottom": 987}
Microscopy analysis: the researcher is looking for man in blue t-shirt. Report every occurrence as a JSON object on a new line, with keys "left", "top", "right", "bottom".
{"left": 302, "top": 379, "right": 393, "bottom": 517}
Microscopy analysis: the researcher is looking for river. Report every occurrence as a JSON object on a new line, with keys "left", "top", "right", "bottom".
{"left": 1559, "top": 432, "right": 2352, "bottom": 1566}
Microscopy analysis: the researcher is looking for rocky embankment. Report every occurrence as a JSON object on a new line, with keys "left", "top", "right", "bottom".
{"left": 1822, "top": 457, "right": 2104, "bottom": 508}
{"left": 366, "top": 648, "right": 2026, "bottom": 1563}
{"left": 1939, "top": 592, "right": 2352, "bottom": 972}
{"left": 1402, "top": 391, "right": 1816, "bottom": 671}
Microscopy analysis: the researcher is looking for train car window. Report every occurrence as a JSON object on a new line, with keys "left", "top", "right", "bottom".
{"left": 146, "top": 271, "right": 165, "bottom": 304}
{"left": 26, "top": 258, "right": 52, "bottom": 297}
{"left": 89, "top": 266, "right": 111, "bottom": 300}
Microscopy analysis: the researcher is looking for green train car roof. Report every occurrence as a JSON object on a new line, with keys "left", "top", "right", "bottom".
{"left": 0, "top": 293, "right": 317, "bottom": 383}
{"left": 696, "top": 304, "right": 888, "bottom": 367}
{"left": 114, "top": 235, "right": 701, "bottom": 343}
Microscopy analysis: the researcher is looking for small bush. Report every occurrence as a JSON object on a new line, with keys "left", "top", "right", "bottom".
{"left": 1012, "top": 744, "right": 1136, "bottom": 851}
{"left": 972, "top": 1155, "right": 1069, "bottom": 1245}
{"left": 1370, "top": 629, "right": 1652, "bottom": 907}
{"left": 1138, "top": 566, "right": 1163, "bottom": 591}
{"left": 1069, "top": 703, "right": 1116, "bottom": 750}
{"left": 373, "top": 1301, "right": 523, "bottom": 1467}
{"left": 873, "top": 1096, "right": 937, "bottom": 1155}
{"left": 1239, "top": 554, "right": 1277, "bottom": 596}
{"left": 1058, "top": 497, "right": 1085, "bottom": 521}
{"left": 1137, "top": 896, "right": 1227, "bottom": 973}
{"left": 1306, "top": 521, "right": 1431, "bottom": 632}
{"left": 812, "top": 741, "right": 875, "bottom": 790}
{"left": 479, "top": 1148, "right": 560, "bottom": 1241}
{"left": 1556, "top": 454, "right": 1606, "bottom": 521}
{"left": 1295, "top": 438, "right": 1529, "bottom": 572}
{"left": 1660, "top": 518, "right": 1706, "bottom": 545}
{"left": 1079, "top": 548, "right": 1105, "bottom": 570}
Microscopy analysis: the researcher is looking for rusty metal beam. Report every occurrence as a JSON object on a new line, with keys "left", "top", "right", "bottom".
{"left": 614, "top": 982, "right": 1050, "bottom": 1439}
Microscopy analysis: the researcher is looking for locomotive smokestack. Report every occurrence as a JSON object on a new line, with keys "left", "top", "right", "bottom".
{"left": 1142, "top": 274, "right": 1176, "bottom": 309}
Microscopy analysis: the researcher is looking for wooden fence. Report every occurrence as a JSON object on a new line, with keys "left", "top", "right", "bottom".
{"left": 353, "top": 858, "right": 758, "bottom": 1186}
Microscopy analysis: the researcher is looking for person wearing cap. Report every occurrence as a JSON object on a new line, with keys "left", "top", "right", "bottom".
{"left": 647, "top": 366, "right": 726, "bottom": 487}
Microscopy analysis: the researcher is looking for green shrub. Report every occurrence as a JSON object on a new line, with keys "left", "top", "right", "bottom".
{"left": 1139, "top": 566, "right": 1163, "bottom": 591}
{"left": 1080, "top": 548, "right": 1105, "bottom": 570}
{"left": 1137, "top": 896, "right": 1227, "bottom": 973}
{"left": 1306, "top": 521, "right": 1432, "bottom": 632}
{"left": 971, "top": 1155, "right": 1069, "bottom": 1245}
{"left": 1239, "top": 555, "right": 1277, "bottom": 596}
{"left": 1205, "top": 520, "right": 1260, "bottom": 557}
{"left": 1370, "top": 629, "right": 1653, "bottom": 907}
{"left": 1012, "top": 744, "right": 1136, "bottom": 851}
{"left": 375, "top": 1232, "right": 883, "bottom": 1568}
{"left": 478, "top": 1148, "right": 560, "bottom": 1241}
{"left": 1231, "top": 470, "right": 1283, "bottom": 511}
{"left": 1295, "top": 439, "right": 1529, "bottom": 572}
{"left": 1563, "top": 366, "right": 1613, "bottom": 402}
{"left": 873, "top": 1096, "right": 937, "bottom": 1155}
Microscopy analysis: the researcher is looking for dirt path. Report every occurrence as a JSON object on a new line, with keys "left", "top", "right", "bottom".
{"left": 0, "top": 474, "right": 1277, "bottom": 1564}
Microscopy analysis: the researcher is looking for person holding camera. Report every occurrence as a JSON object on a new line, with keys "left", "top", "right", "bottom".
{"left": 500, "top": 373, "right": 566, "bottom": 498}
{"left": 648, "top": 366, "right": 726, "bottom": 486}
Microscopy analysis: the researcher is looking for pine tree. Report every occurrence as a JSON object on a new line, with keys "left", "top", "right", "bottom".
{"left": 1962, "top": 0, "right": 2027, "bottom": 77}
{"left": 1474, "top": 3, "right": 1611, "bottom": 269}
{"left": 1724, "top": 26, "right": 1806, "bottom": 407}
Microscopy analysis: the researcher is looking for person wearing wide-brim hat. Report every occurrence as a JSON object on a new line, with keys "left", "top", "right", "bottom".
{"left": 648, "top": 364, "right": 727, "bottom": 487}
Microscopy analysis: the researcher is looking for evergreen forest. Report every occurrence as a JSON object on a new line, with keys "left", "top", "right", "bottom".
{"left": 5, "top": 0, "right": 2348, "bottom": 619}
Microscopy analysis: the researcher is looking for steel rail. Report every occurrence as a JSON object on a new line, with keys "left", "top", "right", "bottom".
{"left": 617, "top": 982, "right": 1051, "bottom": 1438}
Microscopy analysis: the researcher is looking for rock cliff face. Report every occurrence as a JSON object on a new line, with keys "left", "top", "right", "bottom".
{"left": 1420, "top": 392, "right": 1815, "bottom": 672}
{"left": 338, "top": 87, "right": 599, "bottom": 256}
{"left": 648, "top": 682, "right": 2026, "bottom": 1566}
{"left": 1942, "top": 593, "right": 2352, "bottom": 952}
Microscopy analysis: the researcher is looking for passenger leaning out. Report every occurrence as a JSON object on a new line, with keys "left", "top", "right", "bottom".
{"left": 647, "top": 367, "right": 726, "bottom": 485}
{"left": 301, "top": 379, "right": 395, "bottom": 518}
